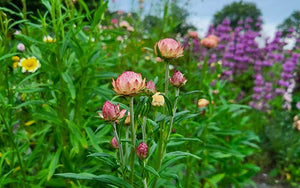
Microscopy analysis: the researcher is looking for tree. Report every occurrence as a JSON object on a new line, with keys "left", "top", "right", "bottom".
{"left": 212, "top": 1, "right": 262, "bottom": 30}
{"left": 277, "top": 11, "right": 300, "bottom": 37}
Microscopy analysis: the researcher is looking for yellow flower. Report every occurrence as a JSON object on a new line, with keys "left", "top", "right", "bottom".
{"left": 43, "top": 36, "right": 56, "bottom": 43}
{"left": 12, "top": 56, "right": 20, "bottom": 62}
{"left": 24, "top": 120, "right": 35, "bottom": 126}
{"left": 152, "top": 92, "right": 165, "bottom": 106}
{"left": 197, "top": 99, "right": 209, "bottom": 108}
{"left": 12, "top": 62, "right": 18, "bottom": 68}
{"left": 19, "top": 57, "right": 41, "bottom": 73}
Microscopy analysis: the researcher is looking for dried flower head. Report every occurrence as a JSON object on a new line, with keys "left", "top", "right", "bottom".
{"left": 152, "top": 92, "right": 165, "bottom": 106}
{"left": 112, "top": 71, "right": 146, "bottom": 96}
{"left": 154, "top": 38, "right": 184, "bottom": 60}
{"left": 198, "top": 99, "right": 210, "bottom": 108}
{"left": 169, "top": 70, "right": 187, "bottom": 88}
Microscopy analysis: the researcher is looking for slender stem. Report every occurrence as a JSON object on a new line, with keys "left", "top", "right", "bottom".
{"left": 165, "top": 62, "right": 170, "bottom": 95}
{"left": 129, "top": 96, "right": 136, "bottom": 184}
{"left": 112, "top": 122, "right": 125, "bottom": 180}
{"left": 125, "top": 126, "right": 129, "bottom": 163}
{"left": 142, "top": 116, "right": 147, "bottom": 143}
{"left": 166, "top": 88, "right": 180, "bottom": 141}
{"left": 143, "top": 177, "right": 147, "bottom": 188}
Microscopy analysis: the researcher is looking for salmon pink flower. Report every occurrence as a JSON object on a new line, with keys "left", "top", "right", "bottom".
{"left": 99, "top": 101, "right": 120, "bottom": 121}
{"left": 200, "top": 35, "right": 219, "bottom": 48}
{"left": 112, "top": 71, "right": 146, "bottom": 96}
{"left": 154, "top": 38, "right": 184, "bottom": 60}
{"left": 136, "top": 142, "right": 148, "bottom": 159}
{"left": 188, "top": 31, "right": 198, "bottom": 39}
{"left": 111, "top": 137, "right": 119, "bottom": 149}
{"left": 169, "top": 70, "right": 187, "bottom": 88}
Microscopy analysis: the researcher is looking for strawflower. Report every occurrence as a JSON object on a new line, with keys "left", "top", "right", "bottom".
{"left": 112, "top": 71, "right": 146, "bottom": 96}
{"left": 17, "top": 43, "right": 25, "bottom": 51}
{"left": 111, "top": 137, "right": 119, "bottom": 149}
{"left": 152, "top": 92, "right": 164, "bottom": 106}
{"left": 198, "top": 99, "right": 209, "bottom": 108}
{"left": 169, "top": 70, "right": 187, "bottom": 88}
{"left": 154, "top": 38, "right": 184, "bottom": 60}
{"left": 136, "top": 142, "right": 148, "bottom": 159}
{"left": 98, "top": 101, "right": 120, "bottom": 122}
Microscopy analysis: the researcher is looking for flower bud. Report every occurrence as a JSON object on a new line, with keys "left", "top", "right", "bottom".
{"left": 17, "top": 43, "right": 25, "bottom": 51}
{"left": 146, "top": 81, "right": 157, "bottom": 94}
{"left": 111, "top": 137, "right": 119, "bottom": 149}
{"left": 99, "top": 101, "right": 120, "bottom": 121}
{"left": 169, "top": 70, "right": 187, "bottom": 88}
{"left": 198, "top": 99, "right": 209, "bottom": 108}
{"left": 112, "top": 71, "right": 146, "bottom": 96}
{"left": 152, "top": 92, "right": 164, "bottom": 106}
{"left": 156, "top": 57, "right": 163, "bottom": 62}
{"left": 12, "top": 56, "right": 20, "bottom": 62}
{"left": 136, "top": 142, "right": 148, "bottom": 159}
{"left": 154, "top": 38, "right": 183, "bottom": 60}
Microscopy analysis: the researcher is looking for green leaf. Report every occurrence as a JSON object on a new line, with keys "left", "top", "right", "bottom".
{"left": 62, "top": 72, "right": 76, "bottom": 100}
{"left": 47, "top": 148, "right": 61, "bottom": 181}
{"left": 85, "top": 127, "right": 103, "bottom": 152}
{"left": 145, "top": 165, "right": 160, "bottom": 177}
{"left": 204, "top": 173, "right": 225, "bottom": 188}
{"left": 88, "top": 153, "right": 117, "bottom": 168}
{"left": 55, "top": 173, "right": 134, "bottom": 188}
{"left": 14, "top": 100, "right": 44, "bottom": 109}
{"left": 165, "top": 151, "right": 201, "bottom": 160}
{"left": 159, "top": 93, "right": 173, "bottom": 115}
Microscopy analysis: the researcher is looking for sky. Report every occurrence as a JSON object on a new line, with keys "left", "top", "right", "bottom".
{"left": 108, "top": 0, "right": 299, "bottom": 39}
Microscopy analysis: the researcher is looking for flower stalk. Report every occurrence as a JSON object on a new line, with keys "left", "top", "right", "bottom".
{"left": 112, "top": 122, "right": 125, "bottom": 180}
{"left": 129, "top": 96, "right": 136, "bottom": 184}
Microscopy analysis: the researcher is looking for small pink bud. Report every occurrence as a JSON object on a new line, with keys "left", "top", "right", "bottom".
{"left": 188, "top": 31, "right": 198, "bottom": 39}
{"left": 146, "top": 81, "right": 157, "bottom": 94}
{"left": 169, "top": 70, "right": 187, "bottom": 88}
{"left": 156, "top": 57, "right": 163, "bottom": 62}
{"left": 111, "top": 137, "right": 119, "bottom": 149}
{"left": 111, "top": 18, "right": 118, "bottom": 25}
{"left": 127, "top": 26, "right": 134, "bottom": 32}
{"left": 112, "top": 71, "right": 146, "bottom": 96}
{"left": 100, "top": 101, "right": 120, "bottom": 121}
{"left": 154, "top": 38, "right": 184, "bottom": 60}
{"left": 17, "top": 43, "right": 25, "bottom": 51}
{"left": 136, "top": 142, "right": 148, "bottom": 159}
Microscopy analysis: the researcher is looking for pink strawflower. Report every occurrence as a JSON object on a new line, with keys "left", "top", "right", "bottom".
{"left": 146, "top": 80, "right": 157, "bottom": 94}
{"left": 119, "top": 21, "right": 130, "bottom": 28}
{"left": 98, "top": 101, "right": 120, "bottom": 121}
{"left": 127, "top": 26, "right": 134, "bottom": 32}
{"left": 117, "top": 36, "right": 123, "bottom": 42}
{"left": 112, "top": 71, "right": 146, "bottom": 96}
{"left": 17, "top": 43, "right": 25, "bottom": 51}
{"left": 188, "top": 31, "right": 198, "bottom": 39}
{"left": 111, "top": 137, "right": 119, "bottom": 149}
{"left": 169, "top": 70, "right": 187, "bottom": 88}
{"left": 136, "top": 142, "right": 148, "bottom": 159}
{"left": 154, "top": 38, "right": 184, "bottom": 60}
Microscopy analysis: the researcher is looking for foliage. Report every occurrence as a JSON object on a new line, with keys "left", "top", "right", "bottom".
{"left": 278, "top": 11, "right": 300, "bottom": 37}
{"left": 212, "top": 1, "right": 262, "bottom": 30}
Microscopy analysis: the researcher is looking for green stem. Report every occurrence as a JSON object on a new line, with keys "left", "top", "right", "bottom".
{"left": 166, "top": 87, "right": 180, "bottom": 142}
{"left": 112, "top": 122, "right": 125, "bottom": 180}
{"left": 164, "top": 62, "right": 169, "bottom": 95}
{"left": 125, "top": 126, "right": 129, "bottom": 163}
{"left": 129, "top": 96, "right": 136, "bottom": 184}
{"left": 142, "top": 116, "right": 147, "bottom": 143}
